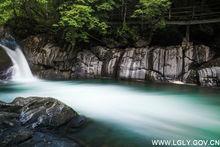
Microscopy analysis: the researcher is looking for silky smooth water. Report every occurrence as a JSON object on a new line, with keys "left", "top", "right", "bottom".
{"left": 0, "top": 43, "right": 35, "bottom": 82}
{"left": 0, "top": 80, "right": 220, "bottom": 146}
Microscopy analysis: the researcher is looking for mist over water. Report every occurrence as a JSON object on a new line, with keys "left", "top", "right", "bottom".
{"left": 1, "top": 80, "right": 220, "bottom": 141}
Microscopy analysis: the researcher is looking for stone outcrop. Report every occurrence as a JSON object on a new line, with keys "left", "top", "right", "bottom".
{"left": 21, "top": 35, "right": 220, "bottom": 87}
{"left": 0, "top": 97, "right": 86, "bottom": 147}
{"left": 198, "top": 67, "right": 220, "bottom": 87}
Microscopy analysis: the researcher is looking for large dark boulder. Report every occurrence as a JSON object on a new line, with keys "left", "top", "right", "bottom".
{"left": 0, "top": 97, "right": 86, "bottom": 147}
{"left": 12, "top": 97, "right": 78, "bottom": 128}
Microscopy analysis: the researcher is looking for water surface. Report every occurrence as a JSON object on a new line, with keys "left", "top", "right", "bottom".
{"left": 0, "top": 80, "right": 220, "bottom": 146}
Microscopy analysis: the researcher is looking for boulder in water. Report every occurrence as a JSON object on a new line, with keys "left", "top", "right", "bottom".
{"left": 11, "top": 97, "right": 85, "bottom": 128}
{"left": 0, "top": 97, "right": 86, "bottom": 146}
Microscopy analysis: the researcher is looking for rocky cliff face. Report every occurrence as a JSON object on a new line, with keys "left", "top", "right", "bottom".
{"left": 22, "top": 35, "right": 220, "bottom": 87}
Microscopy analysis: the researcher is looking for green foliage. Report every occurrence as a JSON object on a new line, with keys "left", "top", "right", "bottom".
{"left": 58, "top": 3, "right": 108, "bottom": 45}
{"left": 95, "top": 0, "right": 116, "bottom": 12}
{"left": 0, "top": 0, "right": 172, "bottom": 46}
{"left": 19, "top": 0, "right": 59, "bottom": 26}
{"left": 0, "top": 0, "right": 58, "bottom": 26}
{"left": 0, "top": 0, "right": 19, "bottom": 25}
{"left": 115, "top": 25, "right": 138, "bottom": 45}
{"left": 133, "top": 0, "right": 171, "bottom": 29}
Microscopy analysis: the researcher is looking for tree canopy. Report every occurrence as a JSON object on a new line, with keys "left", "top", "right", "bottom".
{"left": 0, "top": 0, "right": 171, "bottom": 46}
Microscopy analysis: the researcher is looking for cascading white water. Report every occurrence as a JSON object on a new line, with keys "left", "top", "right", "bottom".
{"left": 0, "top": 43, "right": 35, "bottom": 82}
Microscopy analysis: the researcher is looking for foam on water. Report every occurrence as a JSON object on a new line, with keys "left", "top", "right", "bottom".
{"left": 0, "top": 43, "right": 36, "bottom": 82}
{"left": 1, "top": 80, "right": 220, "bottom": 139}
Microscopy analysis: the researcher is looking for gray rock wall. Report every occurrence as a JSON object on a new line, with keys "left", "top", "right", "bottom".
{"left": 22, "top": 35, "right": 220, "bottom": 87}
{"left": 198, "top": 67, "right": 220, "bottom": 87}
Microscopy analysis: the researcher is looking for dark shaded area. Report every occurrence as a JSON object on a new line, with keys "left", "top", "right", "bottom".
{"left": 5, "top": 17, "right": 39, "bottom": 40}
{"left": 151, "top": 23, "right": 220, "bottom": 57}
{"left": 0, "top": 49, "right": 12, "bottom": 71}
{"left": 151, "top": 26, "right": 183, "bottom": 46}
{"left": 191, "top": 24, "right": 220, "bottom": 57}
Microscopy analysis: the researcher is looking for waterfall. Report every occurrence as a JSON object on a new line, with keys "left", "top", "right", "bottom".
{"left": 0, "top": 41, "right": 35, "bottom": 82}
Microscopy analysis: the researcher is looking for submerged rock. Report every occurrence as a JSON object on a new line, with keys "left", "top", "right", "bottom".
{"left": 0, "top": 97, "right": 86, "bottom": 147}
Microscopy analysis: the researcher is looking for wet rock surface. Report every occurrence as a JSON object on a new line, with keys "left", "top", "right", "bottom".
{"left": 0, "top": 27, "right": 13, "bottom": 80}
{"left": 22, "top": 35, "right": 220, "bottom": 87}
{"left": 0, "top": 97, "right": 86, "bottom": 147}
{"left": 198, "top": 67, "right": 220, "bottom": 87}
{"left": 0, "top": 47, "right": 12, "bottom": 73}
{"left": 19, "top": 132, "right": 80, "bottom": 147}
